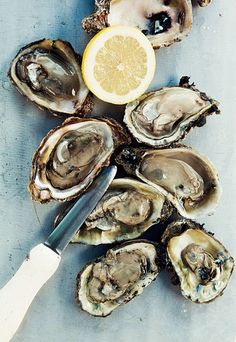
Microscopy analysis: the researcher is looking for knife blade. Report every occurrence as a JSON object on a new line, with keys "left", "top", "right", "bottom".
{"left": 45, "top": 165, "right": 117, "bottom": 254}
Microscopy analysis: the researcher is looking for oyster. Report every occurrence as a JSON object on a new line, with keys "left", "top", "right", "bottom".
{"left": 9, "top": 39, "right": 92, "bottom": 116}
{"left": 82, "top": 0, "right": 193, "bottom": 49}
{"left": 55, "top": 178, "right": 172, "bottom": 245}
{"left": 161, "top": 220, "right": 234, "bottom": 303}
{"left": 124, "top": 76, "right": 220, "bottom": 147}
{"left": 29, "top": 117, "right": 130, "bottom": 203}
{"left": 115, "top": 146, "right": 221, "bottom": 219}
{"left": 76, "top": 240, "right": 164, "bottom": 316}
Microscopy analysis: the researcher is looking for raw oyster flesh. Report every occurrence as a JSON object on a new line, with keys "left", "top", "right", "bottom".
{"left": 161, "top": 220, "right": 234, "bottom": 303}
{"left": 9, "top": 39, "right": 92, "bottom": 116}
{"left": 124, "top": 76, "right": 220, "bottom": 147}
{"left": 29, "top": 117, "right": 130, "bottom": 203}
{"left": 76, "top": 240, "right": 164, "bottom": 316}
{"left": 115, "top": 146, "right": 221, "bottom": 219}
{"left": 55, "top": 178, "right": 173, "bottom": 245}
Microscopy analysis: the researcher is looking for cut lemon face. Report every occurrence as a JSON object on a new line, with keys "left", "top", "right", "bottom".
{"left": 82, "top": 26, "right": 156, "bottom": 105}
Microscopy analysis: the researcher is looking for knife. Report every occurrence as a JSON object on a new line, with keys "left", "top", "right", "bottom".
{"left": 0, "top": 166, "right": 117, "bottom": 342}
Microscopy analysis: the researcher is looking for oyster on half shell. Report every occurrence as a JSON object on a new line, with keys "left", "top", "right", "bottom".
{"left": 116, "top": 146, "right": 221, "bottom": 219}
{"left": 82, "top": 0, "right": 193, "bottom": 49}
{"left": 55, "top": 178, "right": 173, "bottom": 245}
{"left": 9, "top": 39, "right": 92, "bottom": 116}
{"left": 29, "top": 117, "right": 130, "bottom": 203}
{"left": 124, "top": 76, "right": 220, "bottom": 147}
{"left": 76, "top": 240, "right": 164, "bottom": 316}
{"left": 161, "top": 220, "right": 234, "bottom": 303}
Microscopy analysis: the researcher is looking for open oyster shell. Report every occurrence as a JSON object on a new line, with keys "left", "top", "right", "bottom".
{"left": 29, "top": 117, "right": 130, "bottom": 203}
{"left": 161, "top": 219, "right": 234, "bottom": 303}
{"left": 9, "top": 39, "right": 92, "bottom": 116}
{"left": 115, "top": 146, "right": 221, "bottom": 219}
{"left": 55, "top": 178, "right": 173, "bottom": 245}
{"left": 82, "top": 0, "right": 193, "bottom": 49}
{"left": 76, "top": 240, "right": 164, "bottom": 316}
{"left": 124, "top": 76, "right": 220, "bottom": 147}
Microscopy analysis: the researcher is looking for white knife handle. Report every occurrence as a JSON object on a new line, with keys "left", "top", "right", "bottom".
{"left": 0, "top": 244, "right": 61, "bottom": 342}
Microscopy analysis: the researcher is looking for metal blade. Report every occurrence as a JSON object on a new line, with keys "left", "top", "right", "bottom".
{"left": 44, "top": 166, "right": 117, "bottom": 254}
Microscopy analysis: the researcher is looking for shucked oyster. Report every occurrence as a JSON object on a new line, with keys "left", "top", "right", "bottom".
{"left": 116, "top": 146, "right": 221, "bottom": 219}
{"left": 76, "top": 240, "right": 164, "bottom": 316}
{"left": 161, "top": 220, "right": 234, "bottom": 303}
{"left": 29, "top": 117, "right": 130, "bottom": 203}
{"left": 124, "top": 77, "right": 220, "bottom": 147}
{"left": 9, "top": 39, "right": 92, "bottom": 116}
{"left": 55, "top": 178, "right": 172, "bottom": 245}
{"left": 82, "top": 0, "right": 193, "bottom": 49}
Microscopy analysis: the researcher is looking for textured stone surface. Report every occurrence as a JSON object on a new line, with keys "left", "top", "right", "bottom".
{"left": 0, "top": 0, "right": 235, "bottom": 341}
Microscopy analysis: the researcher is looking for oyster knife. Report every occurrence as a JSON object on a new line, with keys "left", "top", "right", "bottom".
{"left": 0, "top": 166, "right": 117, "bottom": 342}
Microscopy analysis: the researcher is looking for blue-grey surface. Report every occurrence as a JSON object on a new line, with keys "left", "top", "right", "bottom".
{"left": 0, "top": 0, "right": 235, "bottom": 341}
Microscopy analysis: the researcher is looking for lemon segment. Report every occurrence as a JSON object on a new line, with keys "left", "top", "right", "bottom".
{"left": 82, "top": 26, "right": 156, "bottom": 105}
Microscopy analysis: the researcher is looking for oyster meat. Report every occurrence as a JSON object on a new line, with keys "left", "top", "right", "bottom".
{"left": 82, "top": 0, "right": 193, "bottom": 49}
{"left": 9, "top": 39, "right": 92, "bottom": 116}
{"left": 76, "top": 240, "right": 164, "bottom": 316}
{"left": 116, "top": 146, "right": 221, "bottom": 219}
{"left": 29, "top": 117, "right": 130, "bottom": 203}
{"left": 55, "top": 178, "right": 172, "bottom": 245}
{"left": 161, "top": 220, "right": 234, "bottom": 303}
{"left": 124, "top": 76, "right": 220, "bottom": 147}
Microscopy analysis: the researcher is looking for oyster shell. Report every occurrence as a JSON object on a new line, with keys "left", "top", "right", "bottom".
{"left": 115, "top": 146, "right": 221, "bottom": 219}
{"left": 161, "top": 219, "right": 234, "bottom": 303}
{"left": 9, "top": 39, "right": 92, "bottom": 116}
{"left": 124, "top": 76, "right": 220, "bottom": 147}
{"left": 29, "top": 117, "right": 130, "bottom": 203}
{"left": 55, "top": 178, "right": 173, "bottom": 245}
{"left": 82, "top": 0, "right": 193, "bottom": 49}
{"left": 76, "top": 240, "right": 164, "bottom": 316}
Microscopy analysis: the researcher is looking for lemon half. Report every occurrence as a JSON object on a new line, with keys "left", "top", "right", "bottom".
{"left": 82, "top": 26, "right": 156, "bottom": 105}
